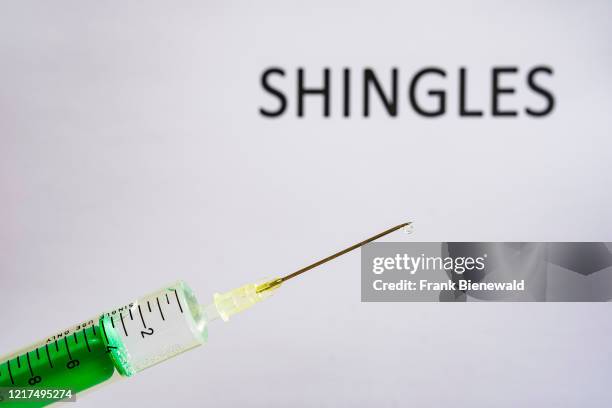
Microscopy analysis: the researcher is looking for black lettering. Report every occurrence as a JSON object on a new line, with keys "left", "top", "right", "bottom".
{"left": 459, "top": 67, "right": 483, "bottom": 117}
{"left": 409, "top": 68, "right": 446, "bottom": 117}
{"left": 525, "top": 66, "right": 555, "bottom": 116}
{"left": 259, "top": 68, "right": 287, "bottom": 117}
{"left": 492, "top": 67, "right": 518, "bottom": 116}
{"left": 343, "top": 68, "right": 350, "bottom": 117}
{"left": 363, "top": 68, "right": 398, "bottom": 117}
{"left": 297, "top": 68, "right": 330, "bottom": 117}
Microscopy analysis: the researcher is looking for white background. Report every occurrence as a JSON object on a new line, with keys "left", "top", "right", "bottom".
{"left": 1, "top": 1, "right": 611, "bottom": 406}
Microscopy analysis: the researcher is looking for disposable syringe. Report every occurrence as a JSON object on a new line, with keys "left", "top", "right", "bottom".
{"left": 0, "top": 223, "right": 409, "bottom": 407}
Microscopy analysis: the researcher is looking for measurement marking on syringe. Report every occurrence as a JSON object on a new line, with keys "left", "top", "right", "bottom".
{"left": 156, "top": 297, "right": 165, "bottom": 320}
{"left": 26, "top": 352, "right": 34, "bottom": 377}
{"left": 92, "top": 325, "right": 97, "bottom": 336}
{"left": 147, "top": 300, "right": 152, "bottom": 313}
{"left": 73, "top": 332, "right": 78, "bottom": 344}
{"left": 129, "top": 308, "right": 134, "bottom": 320}
{"left": 101, "top": 320, "right": 110, "bottom": 344}
{"left": 45, "top": 344, "right": 53, "bottom": 368}
{"left": 7, "top": 360, "right": 14, "bottom": 385}
{"left": 166, "top": 293, "right": 170, "bottom": 304}
{"left": 64, "top": 338, "right": 73, "bottom": 361}
{"left": 83, "top": 329, "right": 91, "bottom": 352}
{"left": 35, "top": 347, "right": 40, "bottom": 360}
{"left": 138, "top": 305, "right": 147, "bottom": 328}
{"left": 110, "top": 316, "right": 115, "bottom": 328}
{"left": 54, "top": 340, "right": 59, "bottom": 352}
{"left": 16, "top": 355, "right": 21, "bottom": 368}
{"left": 173, "top": 290, "right": 183, "bottom": 313}
{"left": 120, "top": 313, "right": 128, "bottom": 336}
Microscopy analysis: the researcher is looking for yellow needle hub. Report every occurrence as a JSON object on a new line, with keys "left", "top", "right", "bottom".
{"left": 213, "top": 278, "right": 283, "bottom": 321}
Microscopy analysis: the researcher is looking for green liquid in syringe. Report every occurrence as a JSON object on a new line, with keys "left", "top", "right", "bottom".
{"left": 0, "top": 325, "right": 115, "bottom": 407}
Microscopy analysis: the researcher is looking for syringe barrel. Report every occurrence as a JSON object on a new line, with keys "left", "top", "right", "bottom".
{"left": 102, "top": 281, "right": 207, "bottom": 376}
{"left": 0, "top": 281, "right": 207, "bottom": 407}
